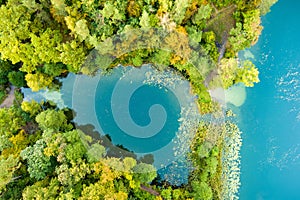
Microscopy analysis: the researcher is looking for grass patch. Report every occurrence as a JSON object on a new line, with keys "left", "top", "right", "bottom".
{"left": 206, "top": 5, "right": 237, "bottom": 43}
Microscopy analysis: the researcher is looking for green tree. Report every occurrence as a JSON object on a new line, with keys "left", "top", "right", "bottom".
{"left": 0, "top": 155, "right": 19, "bottom": 191}
{"left": 192, "top": 5, "right": 212, "bottom": 26}
{"left": 43, "top": 63, "right": 65, "bottom": 77}
{"left": 228, "top": 9, "right": 262, "bottom": 54}
{"left": 35, "top": 109, "right": 72, "bottom": 132}
{"left": 132, "top": 163, "right": 157, "bottom": 183}
{"left": 140, "top": 10, "right": 151, "bottom": 28}
{"left": 59, "top": 41, "right": 86, "bottom": 73}
{"left": 56, "top": 159, "right": 91, "bottom": 186}
{"left": 7, "top": 71, "right": 26, "bottom": 87}
{"left": 202, "top": 31, "right": 219, "bottom": 61}
{"left": 22, "top": 178, "right": 60, "bottom": 200}
{"left": 243, "top": 10, "right": 262, "bottom": 46}
{"left": 161, "top": 187, "right": 172, "bottom": 200}
{"left": 218, "top": 58, "right": 259, "bottom": 88}
{"left": 74, "top": 19, "right": 90, "bottom": 42}
{"left": 172, "top": 0, "right": 190, "bottom": 24}
{"left": 0, "top": 59, "right": 13, "bottom": 85}
{"left": 218, "top": 58, "right": 239, "bottom": 89}
{"left": 0, "top": 135, "right": 12, "bottom": 152}
{"left": 0, "top": 107, "right": 25, "bottom": 137}
{"left": 63, "top": 130, "right": 88, "bottom": 162}
{"left": 1, "top": 130, "right": 30, "bottom": 159}
{"left": 191, "top": 181, "right": 213, "bottom": 200}
{"left": 21, "top": 100, "right": 42, "bottom": 118}
{"left": 30, "top": 28, "right": 63, "bottom": 64}
{"left": 20, "top": 139, "right": 52, "bottom": 180}
{"left": 86, "top": 143, "right": 106, "bottom": 163}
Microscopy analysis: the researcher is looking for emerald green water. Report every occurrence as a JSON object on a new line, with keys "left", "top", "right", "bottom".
{"left": 239, "top": 1, "right": 300, "bottom": 199}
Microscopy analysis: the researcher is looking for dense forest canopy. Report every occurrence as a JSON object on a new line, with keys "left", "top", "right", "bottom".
{"left": 0, "top": 0, "right": 277, "bottom": 199}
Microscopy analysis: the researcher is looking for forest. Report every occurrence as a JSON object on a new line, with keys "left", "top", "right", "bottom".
{"left": 0, "top": 0, "right": 277, "bottom": 199}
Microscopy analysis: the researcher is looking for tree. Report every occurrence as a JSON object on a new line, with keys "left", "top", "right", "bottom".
{"left": 0, "top": 155, "right": 19, "bottom": 191}
{"left": 218, "top": 58, "right": 239, "bottom": 89}
{"left": 140, "top": 10, "right": 151, "bottom": 28}
{"left": 55, "top": 159, "right": 91, "bottom": 186}
{"left": 86, "top": 143, "right": 106, "bottom": 163}
{"left": 0, "top": 135, "right": 12, "bottom": 152}
{"left": 35, "top": 109, "right": 72, "bottom": 132}
{"left": 127, "top": 0, "right": 143, "bottom": 17}
{"left": 205, "top": 156, "right": 218, "bottom": 175}
{"left": 0, "top": 2, "right": 34, "bottom": 68}
{"left": 62, "top": 130, "right": 88, "bottom": 162}
{"left": 228, "top": 9, "right": 262, "bottom": 54}
{"left": 25, "top": 72, "right": 53, "bottom": 92}
{"left": 21, "top": 100, "right": 42, "bottom": 118}
{"left": 22, "top": 178, "right": 60, "bottom": 200}
{"left": 242, "top": 10, "right": 262, "bottom": 46}
{"left": 171, "top": 0, "right": 190, "bottom": 24}
{"left": 236, "top": 60, "right": 259, "bottom": 87}
{"left": 122, "top": 157, "right": 136, "bottom": 172}
{"left": 1, "top": 130, "right": 30, "bottom": 159}
{"left": 191, "top": 181, "right": 213, "bottom": 200}
{"left": 218, "top": 58, "right": 259, "bottom": 88}
{"left": 0, "top": 107, "right": 25, "bottom": 137}
{"left": 7, "top": 71, "right": 26, "bottom": 87}
{"left": 0, "top": 59, "right": 13, "bottom": 85}
{"left": 186, "top": 26, "right": 202, "bottom": 45}
{"left": 0, "top": 0, "right": 89, "bottom": 91}
{"left": 161, "top": 187, "right": 172, "bottom": 200}
{"left": 59, "top": 41, "right": 86, "bottom": 73}
{"left": 43, "top": 63, "right": 65, "bottom": 77}
{"left": 30, "top": 28, "right": 63, "bottom": 64}
{"left": 74, "top": 19, "right": 90, "bottom": 42}
{"left": 172, "top": 189, "right": 184, "bottom": 200}
{"left": 192, "top": 5, "right": 212, "bottom": 26}
{"left": 20, "top": 139, "right": 52, "bottom": 180}
{"left": 80, "top": 180, "right": 128, "bottom": 200}
{"left": 201, "top": 31, "right": 219, "bottom": 61}
{"left": 132, "top": 163, "right": 157, "bottom": 184}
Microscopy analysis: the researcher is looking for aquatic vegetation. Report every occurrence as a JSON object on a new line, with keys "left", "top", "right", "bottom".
{"left": 222, "top": 122, "right": 242, "bottom": 200}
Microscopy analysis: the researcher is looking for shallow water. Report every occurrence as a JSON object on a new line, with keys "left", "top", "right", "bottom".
{"left": 239, "top": 1, "right": 300, "bottom": 199}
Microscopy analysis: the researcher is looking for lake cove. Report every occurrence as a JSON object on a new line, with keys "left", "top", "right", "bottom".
{"left": 23, "top": 65, "right": 201, "bottom": 185}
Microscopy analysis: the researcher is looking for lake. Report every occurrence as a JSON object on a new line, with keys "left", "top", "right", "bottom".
{"left": 239, "top": 1, "right": 300, "bottom": 199}
{"left": 23, "top": 65, "right": 201, "bottom": 185}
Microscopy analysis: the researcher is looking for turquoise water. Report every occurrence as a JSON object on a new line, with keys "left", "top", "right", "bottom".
{"left": 239, "top": 1, "right": 300, "bottom": 199}
{"left": 23, "top": 65, "right": 200, "bottom": 185}
{"left": 94, "top": 67, "right": 181, "bottom": 153}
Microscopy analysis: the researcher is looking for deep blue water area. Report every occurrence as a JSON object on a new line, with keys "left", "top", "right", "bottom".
{"left": 239, "top": 1, "right": 300, "bottom": 199}
{"left": 94, "top": 68, "right": 181, "bottom": 153}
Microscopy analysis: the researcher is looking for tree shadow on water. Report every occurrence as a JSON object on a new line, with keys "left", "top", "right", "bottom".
{"left": 75, "top": 123, "right": 154, "bottom": 164}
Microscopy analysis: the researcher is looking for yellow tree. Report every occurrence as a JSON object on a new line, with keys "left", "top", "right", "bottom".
{"left": 25, "top": 72, "right": 53, "bottom": 92}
